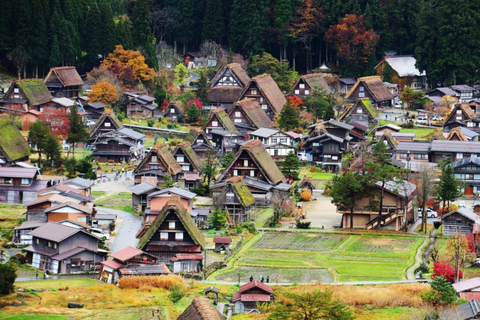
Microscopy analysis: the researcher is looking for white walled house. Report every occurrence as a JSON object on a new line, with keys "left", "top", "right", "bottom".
{"left": 249, "top": 128, "right": 295, "bottom": 161}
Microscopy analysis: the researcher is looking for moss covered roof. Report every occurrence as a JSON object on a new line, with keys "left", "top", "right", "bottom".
{"left": 240, "top": 140, "right": 286, "bottom": 184}
{"left": 0, "top": 117, "right": 30, "bottom": 162}
{"left": 360, "top": 99, "right": 378, "bottom": 118}
{"left": 338, "top": 98, "right": 377, "bottom": 121}
{"left": 89, "top": 108, "right": 123, "bottom": 135}
{"left": 16, "top": 80, "right": 53, "bottom": 106}
{"left": 227, "top": 177, "right": 255, "bottom": 207}
{"left": 176, "top": 142, "right": 204, "bottom": 172}
{"left": 137, "top": 195, "right": 205, "bottom": 250}
{"left": 231, "top": 99, "right": 273, "bottom": 129}
{"left": 210, "top": 108, "right": 239, "bottom": 134}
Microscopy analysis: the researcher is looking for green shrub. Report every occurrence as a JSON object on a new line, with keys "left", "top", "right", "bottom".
{"left": 401, "top": 122, "right": 414, "bottom": 128}
{"left": 190, "top": 187, "right": 207, "bottom": 196}
{"left": 147, "top": 118, "right": 155, "bottom": 127}
{"left": 296, "top": 220, "right": 311, "bottom": 229}
{"left": 0, "top": 262, "right": 17, "bottom": 295}
{"left": 169, "top": 284, "right": 186, "bottom": 303}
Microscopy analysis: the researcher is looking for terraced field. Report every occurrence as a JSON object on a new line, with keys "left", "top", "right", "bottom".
{"left": 210, "top": 232, "right": 422, "bottom": 283}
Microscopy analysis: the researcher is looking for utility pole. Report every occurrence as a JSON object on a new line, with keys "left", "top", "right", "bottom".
{"left": 455, "top": 226, "right": 461, "bottom": 283}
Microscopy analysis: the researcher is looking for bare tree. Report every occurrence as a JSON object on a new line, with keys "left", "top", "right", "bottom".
{"left": 414, "top": 163, "right": 437, "bottom": 233}
{"left": 270, "top": 191, "right": 294, "bottom": 227}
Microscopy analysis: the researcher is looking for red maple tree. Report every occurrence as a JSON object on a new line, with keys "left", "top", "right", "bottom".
{"left": 287, "top": 95, "right": 304, "bottom": 111}
{"left": 39, "top": 107, "right": 70, "bottom": 138}
{"left": 432, "top": 261, "right": 462, "bottom": 282}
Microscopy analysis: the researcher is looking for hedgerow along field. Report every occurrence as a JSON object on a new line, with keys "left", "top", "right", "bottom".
{"left": 210, "top": 232, "right": 423, "bottom": 283}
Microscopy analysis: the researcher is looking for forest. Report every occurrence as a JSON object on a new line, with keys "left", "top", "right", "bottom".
{"left": 0, "top": 0, "right": 479, "bottom": 86}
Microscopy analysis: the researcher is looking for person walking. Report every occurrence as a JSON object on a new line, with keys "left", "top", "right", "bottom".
{"left": 275, "top": 275, "right": 279, "bottom": 284}
{"left": 249, "top": 275, "right": 253, "bottom": 282}
{"left": 260, "top": 275, "right": 264, "bottom": 283}
{"left": 36, "top": 268, "right": 39, "bottom": 279}
{"left": 266, "top": 275, "right": 269, "bottom": 283}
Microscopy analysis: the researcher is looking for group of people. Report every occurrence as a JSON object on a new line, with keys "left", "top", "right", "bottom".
{"left": 249, "top": 275, "right": 280, "bottom": 284}
{"left": 46, "top": 179, "right": 62, "bottom": 188}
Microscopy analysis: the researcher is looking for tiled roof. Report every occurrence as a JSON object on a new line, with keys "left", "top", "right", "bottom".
{"left": 250, "top": 127, "right": 279, "bottom": 138}
{"left": 375, "top": 180, "right": 416, "bottom": 198}
{"left": 28, "top": 222, "right": 92, "bottom": 242}
{"left": 442, "top": 207, "right": 479, "bottom": 222}
{"left": 117, "top": 127, "right": 146, "bottom": 140}
{"left": 110, "top": 246, "right": 143, "bottom": 262}
{"left": 395, "top": 141, "right": 431, "bottom": 152}
{"left": 147, "top": 187, "right": 196, "bottom": 200}
{"left": 119, "top": 264, "right": 170, "bottom": 275}
{"left": 130, "top": 182, "right": 158, "bottom": 195}
{"left": 44, "top": 202, "right": 92, "bottom": 214}
{"left": 431, "top": 140, "right": 480, "bottom": 153}
{"left": 50, "top": 247, "right": 90, "bottom": 261}
{"left": 453, "top": 277, "right": 480, "bottom": 292}
{"left": 213, "top": 237, "right": 232, "bottom": 244}
{"left": 169, "top": 253, "right": 204, "bottom": 261}
{"left": 0, "top": 167, "right": 37, "bottom": 178}
{"left": 101, "top": 259, "right": 124, "bottom": 269}
{"left": 62, "top": 177, "right": 94, "bottom": 189}
{"left": 238, "top": 280, "right": 273, "bottom": 294}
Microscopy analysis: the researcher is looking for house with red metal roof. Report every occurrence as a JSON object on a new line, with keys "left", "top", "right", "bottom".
{"left": 213, "top": 237, "right": 232, "bottom": 252}
{"left": 232, "top": 280, "right": 274, "bottom": 314}
{"left": 453, "top": 277, "right": 480, "bottom": 301}
{"left": 169, "top": 253, "right": 204, "bottom": 273}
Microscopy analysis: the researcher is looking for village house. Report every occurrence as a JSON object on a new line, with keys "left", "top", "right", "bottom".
{"left": 88, "top": 109, "right": 123, "bottom": 144}
{"left": 337, "top": 180, "right": 417, "bottom": 230}
{"left": 442, "top": 208, "right": 479, "bottom": 236}
{"left": 44, "top": 66, "right": 83, "bottom": 98}
{"left": 184, "top": 128, "right": 214, "bottom": 160}
{"left": 169, "top": 253, "right": 204, "bottom": 273}
{"left": 21, "top": 109, "right": 41, "bottom": 131}
{"left": 25, "top": 193, "right": 87, "bottom": 222}
{"left": 124, "top": 92, "right": 157, "bottom": 118}
{"left": 12, "top": 221, "right": 45, "bottom": 245}
{"left": 130, "top": 182, "right": 160, "bottom": 213}
{"left": 0, "top": 167, "right": 48, "bottom": 204}
{"left": 439, "top": 299, "right": 480, "bottom": 320}
{"left": 347, "top": 121, "right": 368, "bottom": 144}
{"left": 337, "top": 98, "right": 378, "bottom": 127}
{"left": 444, "top": 103, "right": 480, "bottom": 133}
{"left": 375, "top": 131, "right": 415, "bottom": 143}
{"left": 232, "top": 280, "right": 274, "bottom": 314}
{"left": 0, "top": 118, "right": 31, "bottom": 164}
{"left": 249, "top": 127, "right": 295, "bottom": 161}
{"left": 36, "top": 184, "right": 94, "bottom": 203}
{"left": 92, "top": 127, "right": 145, "bottom": 163}
{"left": 451, "top": 157, "right": 480, "bottom": 196}
{"left": 291, "top": 73, "right": 335, "bottom": 98}
{"left": 143, "top": 187, "right": 196, "bottom": 223}
{"left": 203, "top": 108, "right": 239, "bottom": 137}
{"left": 452, "top": 278, "right": 480, "bottom": 301}
{"left": 190, "top": 207, "right": 210, "bottom": 228}
{"left": 51, "top": 97, "right": 76, "bottom": 110}
{"left": 0, "top": 79, "right": 53, "bottom": 113}
{"left": 375, "top": 55, "right": 426, "bottom": 91}
{"left": 451, "top": 85, "right": 475, "bottom": 102}
{"left": 24, "top": 222, "right": 106, "bottom": 274}
{"left": 213, "top": 237, "right": 232, "bottom": 252}
{"left": 61, "top": 177, "right": 94, "bottom": 196}
{"left": 430, "top": 140, "right": 480, "bottom": 163}
{"left": 206, "top": 62, "right": 251, "bottom": 111}
{"left": 163, "top": 101, "right": 185, "bottom": 122}
{"left": 211, "top": 140, "right": 291, "bottom": 206}
{"left": 237, "top": 74, "right": 287, "bottom": 120}
{"left": 83, "top": 101, "right": 106, "bottom": 122}
{"left": 394, "top": 141, "right": 431, "bottom": 163}
{"left": 44, "top": 202, "right": 95, "bottom": 226}
{"left": 228, "top": 98, "right": 274, "bottom": 134}
{"left": 298, "top": 176, "right": 316, "bottom": 196}
{"left": 445, "top": 127, "right": 479, "bottom": 142}
{"left": 344, "top": 76, "right": 394, "bottom": 108}
{"left": 177, "top": 296, "right": 226, "bottom": 320}
{"left": 210, "top": 129, "right": 245, "bottom": 156}
{"left": 173, "top": 142, "right": 204, "bottom": 190}
{"left": 213, "top": 176, "right": 255, "bottom": 225}
{"left": 133, "top": 143, "right": 183, "bottom": 186}
{"left": 99, "top": 246, "right": 169, "bottom": 284}
{"left": 136, "top": 195, "right": 205, "bottom": 271}
{"left": 337, "top": 77, "right": 356, "bottom": 95}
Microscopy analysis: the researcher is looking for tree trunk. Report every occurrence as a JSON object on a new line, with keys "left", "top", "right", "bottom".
{"left": 377, "top": 184, "right": 385, "bottom": 230}
{"left": 283, "top": 45, "right": 287, "bottom": 63}
{"left": 350, "top": 207, "right": 354, "bottom": 229}
{"left": 37, "top": 152, "right": 42, "bottom": 170}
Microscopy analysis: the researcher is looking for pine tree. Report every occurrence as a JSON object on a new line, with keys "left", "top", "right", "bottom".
{"left": 281, "top": 151, "right": 300, "bottom": 180}
{"left": 28, "top": 121, "right": 51, "bottom": 170}
{"left": 221, "top": 151, "right": 235, "bottom": 167}
{"left": 48, "top": 35, "right": 62, "bottom": 68}
{"left": 99, "top": 0, "right": 116, "bottom": 56}
{"left": 278, "top": 101, "right": 300, "bottom": 131}
{"left": 186, "top": 105, "right": 200, "bottom": 123}
{"left": 437, "top": 158, "right": 462, "bottom": 211}
{"left": 202, "top": 0, "right": 224, "bottom": 42}
{"left": 67, "top": 106, "right": 89, "bottom": 158}
{"left": 116, "top": 15, "right": 133, "bottom": 50}
{"left": 132, "top": 0, "right": 152, "bottom": 48}
{"left": 85, "top": 0, "right": 102, "bottom": 65}
{"left": 195, "top": 69, "right": 209, "bottom": 105}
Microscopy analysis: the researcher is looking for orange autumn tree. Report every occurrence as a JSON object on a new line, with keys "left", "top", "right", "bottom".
{"left": 101, "top": 45, "right": 154, "bottom": 87}
{"left": 287, "top": 95, "right": 304, "bottom": 111}
{"left": 88, "top": 79, "right": 120, "bottom": 105}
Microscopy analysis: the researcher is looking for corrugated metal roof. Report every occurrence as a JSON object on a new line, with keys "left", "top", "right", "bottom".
{"left": 52, "top": 97, "right": 75, "bottom": 107}
{"left": 118, "top": 127, "right": 146, "bottom": 140}
{"left": 383, "top": 56, "right": 425, "bottom": 77}
{"left": 442, "top": 207, "right": 480, "bottom": 222}
{"left": 130, "top": 182, "right": 158, "bottom": 195}
{"left": 451, "top": 85, "right": 475, "bottom": 92}
{"left": 250, "top": 127, "right": 279, "bottom": 138}
{"left": 28, "top": 222, "right": 91, "bottom": 242}
{"left": 395, "top": 141, "right": 431, "bottom": 152}
{"left": 111, "top": 246, "right": 143, "bottom": 262}
{"left": 63, "top": 177, "right": 94, "bottom": 189}
{"left": 453, "top": 277, "right": 480, "bottom": 292}
{"left": 431, "top": 140, "right": 480, "bottom": 153}
{"left": 148, "top": 187, "right": 196, "bottom": 200}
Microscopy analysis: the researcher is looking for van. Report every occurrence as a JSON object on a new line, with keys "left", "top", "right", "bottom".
{"left": 416, "top": 117, "right": 428, "bottom": 125}
{"left": 90, "top": 228, "right": 110, "bottom": 240}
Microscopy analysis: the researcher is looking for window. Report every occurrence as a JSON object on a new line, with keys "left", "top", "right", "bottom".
{"left": 233, "top": 169, "right": 238, "bottom": 176}
{"left": 226, "top": 192, "right": 234, "bottom": 202}
{"left": 160, "top": 232, "right": 168, "bottom": 240}
{"left": 400, "top": 153, "right": 407, "bottom": 159}
{"left": 176, "top": 156, "right": 184, "bottom": 162}
{"left": 175, "top": 232, "right": 184, "bottom": 241}
{"left": 272, "top": 138, "right": 277, "bottom": 143}
{"left": 359, "top": 92, "right": 365, "bottom": 98}
{"left": 21, "top": 178, "right": 30, "bottom": 185}
{"left": 150, "top": 164, "right": 158, "bottom": 169}
{"left": 35, "top": 238, "right": 39, "bottom": 245}
{"left": 198, "top": 139, "right": 203, "bottom": 143}
{"left": 182, "top": 165, "right": 190, "bottom": 171}
{"left": 251, "top": 89, "right": 257, "bottom": 95}
{"left": 235, "top": 111, "right": 241, "bottom": 117}
{"left": 250, "top": 170, "right": 255, "bottom": 177}
{"left": 151, "top": 155, "right": 158, "bottom": 162}
{"left": 53, "top": 243, "right": 57, "bottom": 249}
{"left": 332, "top": 156, "right": 338, "bottom": 160}
{"left": 259, "top": 97, "right": 264, "bottom": 102}
{"left": 466, "top": 174, "right": 474, "bottom": 179}
{"left": 299, "top": 84, "right": 305, "bottom": 89}
{"left": 295, "top": 90, "right": 300, "bottom": 94}
{"left": 357, "top": 108, "right": 363, "bottom": 113}
{"left": 457, "top": 110, "right": 462, "bottom": 114}
{"left": 414, "top": 154, "right": 428, "bottom": 160}
{"left": 77, "top": 217, "right": 86, "bottom": 223}
{"left": 170, "top": 108, "right": 175, "bottom": 113}
{"left": 467, "top": 122, "right": 474, "bottom": 127}
{"left": 104, "top": 122, "right": 111, "bottom": 127}
{"left": 244, "top": 160, "right": 248, "bottom": 166}
{"left": 261, "top": 104, "right": 267, "bottom": 110}
{"left": 169, "top": 222, "right": 175, "bottom": 229}
{"left": 274, "top": 149, "right": 278, "bottom": 156}
{"left": 14, "top": 94, "right": 19, "bottom": 99}
{"left": 280, "top": 138, "right": 287, "bottom": 143}
{"left": 305, "top": 90, "right": 310, "bottom": 95}
{"left": 212, "top": 121, "right": 218, "bottom": 127}
{"left": 48, "top": 241, "right": 52, "bottom": 248}
{"left": 359, "top": 86, "right": 364, "bottom": 92}
{"left": 14, "top": 88, "right": 19, "bottom": 93}
{"left": 234, "top": 118, "right": 242, "bottom": 123}
{"left": 456, "top": 116, "right": 462, "bottom": 120}
{"left": 457, "top": 153, "right": 464, "bottom": 159}
{"left": 0, "top": 178, "right": 12, "bottom": 184}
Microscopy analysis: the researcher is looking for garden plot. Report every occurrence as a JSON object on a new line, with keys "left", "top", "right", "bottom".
{"left": 210, "top": 232, "right": 422, "bottom": 283}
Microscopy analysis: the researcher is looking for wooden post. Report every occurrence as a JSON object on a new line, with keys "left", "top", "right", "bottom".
{"left": 455, "top": 226, "right": 461, "bottom": 283}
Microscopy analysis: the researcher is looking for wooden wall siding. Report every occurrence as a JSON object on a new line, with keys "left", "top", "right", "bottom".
{"left": 230, "top": 106, "right": 248, "bottom": 125}
{"left": 292, "top": 80, "right": 311, "bottom": 96}
{"left": 205, "top": 114, "right": 224, "bottom": 133}
{"left": 242, "top": 83, "right": 274, "bottom": 118}
{"left": 150, "top": 212, "right": 194, "bottom": 243}
{"left": 443, "top": 213, "right": 475, "bottom": 236}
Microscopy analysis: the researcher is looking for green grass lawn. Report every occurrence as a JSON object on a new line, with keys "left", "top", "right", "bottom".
{"left": 94, "top": 192, "right": 138, "bottom": 215}
{"left": 209, "top": 232, "right": 422, "bottom": 283}
{"left": 253, "top": 208, "right": 273, "bottom": 229}
{"left": 400, "top": 127, "right": 436, "bottom": 140}
{"left": 299, "top": 167, "right": 336, "bottom": 189}
{"left": 0, "top": 314, "right": 67, "bottom": 320}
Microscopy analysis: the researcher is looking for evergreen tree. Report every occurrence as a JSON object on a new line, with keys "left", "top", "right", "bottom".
{"left": 0, "top": 263, "right": 17, "bottom": 295}
{"left": 163, "top": 173, "right": 175, "bottom": 187}
{"left": 221, "top": 151, "right": 235, "bottom": 167}
{"left": 281, "top": 151, "right": 300, "bottom": 180}
{"left": 28, "top": 121, "right": 51, "bottom": 170}
{"left": 202, "top": 0, "right": 224, "bottom": 42}
{"left": 132, "top": 0, "right": 152, "bottom": 48}
{"left": 84, "top": 0, "right": 103, "bottom": 65}
{"left": 330, "top": 171, "right": 365, "bottom": 229}
{"left": 208, "top": 210, "right": 228, "bottom": 230}
{"left": 48, "top": 35, "right": 61, "bottom": 68}
{"left": 27, "top": 0, "right": 48, "bottom": 76}
{"left": 44, "top": 133, "right": 61, "bottom": 168}
{"left": 278, "top": 101, "right": 300, "bottom": 131}
{"left": 116, "top": 15, "right": 133, "bottom": 50}
{"left": 437, "top": 158, "right": 462, "bottom": 211}
{"left": 323, "top": 104, "right": 335, "bottom": 120}
{"left": 99, "top": 0, "right": 116, "bottom": 56}
{"left": 186, "top": 105, "right": 200, "bottom": 123}
{"left": 144, "top": 37, "right": 159, "bottom": 70}
{"left": 67, "top": 106, "right": 89, "bottom": 158}
{"left": 364, "top": 0, "right": 389, "bottom": 59}
{"left": 195, "top": 69, "right": 209, "bottom": 105}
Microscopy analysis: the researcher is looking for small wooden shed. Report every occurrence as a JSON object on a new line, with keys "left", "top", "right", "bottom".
{"left": 442, "top": 208, "right": 480, "bottom": 236}
{"left": 213, "top": 237, "right": 232, "bottom": 252}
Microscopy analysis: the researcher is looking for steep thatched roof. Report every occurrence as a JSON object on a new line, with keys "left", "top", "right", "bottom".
{"left": 239, "top": 140, "right": 286, "bottom": 184}
{"left": 338, "top": 98, "right": 378, "bottom": 121}
{"left": 134, "top": 143, "right": 182, "bottom": 176}
{"left": 230, "top": 99, "right": 273, "bottom": 129}
{"left": 177, "top": 296, "right": 226, "bottom": 320}
{"left": 346, "top": 76, "right": 394, "bottom": 102}
{"left": 210, "top": 63, "right": 251, "bottom": 88}
{"left": 137, "top": 195, "right": 205, "bottom": 250}
{"left": 447, "top": 127, "right": 468, "bottom": 141}
{"left": 208, "top": 108, "right": 239, "bottom": 134}
{"left": 45, "top": 66, "right": 83, "bottom": 87}
{"left": 295, "top": 73, "right": 332, "bottom": 94}
{"left": 226, "top": 176, "right": 255, "bottom": 207}
{"left": 168, "top": 101, "right": 186, "bottom": 115}
{"left": 15, "top": 80, "right": 53, "bottom": 106}
{"left": 89, "top": 108, "right": 123, "bottom": 135}
{"left": 175, "top": 142, "right": 204, "bottom": 171}
{"left": 299, "top": 176, "right": 316, "bottom": 190}
{"left": 207, "top": 87, "right": 243, "bottom": 103}
{"left": 251, "top": 74, "right": 287, "bottom": 115}
{"left": 0, "top": 117, "right": 30, "bottom": 162}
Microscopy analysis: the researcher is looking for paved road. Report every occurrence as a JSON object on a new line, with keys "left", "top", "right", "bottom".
{"left": 101, "top": 207, "right": 143, "bottom": 253}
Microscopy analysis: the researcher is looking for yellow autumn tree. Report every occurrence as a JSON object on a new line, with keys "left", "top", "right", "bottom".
{"left": 88, "top": 79, "right": 120, "bottom": 105}
{"left": 101, "top": 45, "right": 154, "bottom": 87}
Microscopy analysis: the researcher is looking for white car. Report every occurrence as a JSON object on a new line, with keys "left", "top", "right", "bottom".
{"left": 416, "top": 117, "right": 428, "bottom": 125}
{"left": 417, "top": 208, "right": 438, "bottom": 218}
{"left": 457, "top": 200, "right": 466, "bottom": 208}
{"left": 84, "top": 120, "right": 96, "bottom": 127}
{"left": 90, "top": 228, "right": 110, "bottom": 240}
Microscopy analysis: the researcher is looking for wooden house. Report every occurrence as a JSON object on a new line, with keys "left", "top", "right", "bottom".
{"left": 249, "top": 127, "right": 295, "bottom": 161}
{"left": 88, "top": 109, "right": 123, "bottom": 144}
{"left": 163, "top": 101, "right": 185, "bottom": 122}
{"left": 136, "top": 195, "right": 205, "bottom": 267}
{"left": 237, "top": 74, "right": 287, "bottom": 120}
{"left": 211, "top": 129, "right": 245, "bottom": 156}
{"left": 337, "top": 98, "right": 378, "bottom": 127}
{"left": 214, "top": 176, "right": 255, "bottom": 225}
{"left": 169, "top": 253, "right": 204, "bottom": 273}
{"left": 0, "top": 117, "right": 31, "bottom": 164}
{"left": 92, "top": 127, "right": 145, "bottom": 163}
{"left": 177, "top": 296, "right": 226, "bottom": 320}
{"left": 228, "top": 98, "right": 274, "bottom": 134}
{"left": 25, "top": 193, "right": 85, "bottom": 222}
{"left": 99, "top": 246, "right": 169, "bottom": 284}
{"left": 61, "top": 177, "right": 94, "bottom": 196}
{"left": 211, "top": 140, "right": 291, "bottom": 205}
{"left": 442, "top": 208, "right": 479, "bottom": 236}
{"left": 207, "top": 63, "right": 251, "bottom": 111}
{"left": 24, "top": 222, "right": 106, "bottom": 274}
{"left": 173, "top": 142, "right": 204, "bottom": 190}
{"left": 21, "top": 109, "right": 41, "bottom": 131}
{"left": 347, "top": 121, "right": 368, "bottom": 143}
{"left": 203, "top": 108, "right": 239, "bottom": 137}
{"left": 144, "top": 187, "right": 196, "bottom": 223}
{"left": 124, "top": 92, "right": 157, "bottom": 118}
{"left": 0, "top": 80, "right": 53, "bottom": 113}
{"left": 446, "top": 127, "right": 479, "bottom": 142}
{"left": 444, "top": 103, "right": 479, "bottom": 133}
{"left": 190, "top": 207, "right": 211, "bottom": 228}
{"left": 44, "top": 202, "right": 94, "bottom": 226}
{"left": 184, "top": 128, "right": 214, "bottom": 160}
{"left": 133, "top": 143, "right": 182, "bottom": 186}
{"left": 394, "top": 141, "right": 431, "bottom": 163}
{"left": 130, "top": 182, "right": 160, "bottom": 213}
{"left": 375, "top": 55, "right": 426, "bottom": 91}
{"left": 213, "top": 237, "right": 232, "bottom": 252}
{"left": 338, "top": 78, "right": 356, "bottom": 94}
{"left": 451, "top": 85, "right": 475, "bottom": 102}
{"left": 232, "top": 280, "right": 274, "bottom": 314}
{"left": 451, "top": 157, "right": 480, "bottom": 196}
{"left": 83, "top": 102, "right": 106, "bottom": 122}
{"left": 291, "top": 73, "right": 334, "bottom": 98}
{"left": 345, "top": 76, "right": 394, "bottom": 108}
{"left": 0, "top": 167, "right": 48, "bottom": 204}
{"left": 452, "top": 277, "right": 480, "bottom": 301}
{"left": 439, "top": 299, "right": 480, "bottom": 319}
{"left": 12, "top": 221, "right": 45, "bottom": 245}
{"left": 337, "top": 180, "right": 417, "bottom": 230}
{"left": 44, "top": 66, "right": 83, "bottom": 98}
{"left": 430, "top": 140, "right": 480, "bottom": 163}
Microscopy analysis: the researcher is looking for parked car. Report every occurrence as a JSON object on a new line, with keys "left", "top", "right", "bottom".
{"left": 417, "top": 208, "right": 438, "bottom": 218}
{"left": 297, "top": 153, "right": 308, "bottom": 161}
{"left": 90, "top": 228, "right": 110, "bottom": 240}
{"left": 84, "top": 120, "right": 96, "bottom": 127}
{"left": 416, "top": 117, "right": 428, "bottom": 125}
{"left": 457, "top": 200, "right": 466, "bottom": 208}
{"left": 62, "top": 141, "right": 71, "bottom": 151}
{"left": 432, "top": 115, "right": 444, "bottom": 122}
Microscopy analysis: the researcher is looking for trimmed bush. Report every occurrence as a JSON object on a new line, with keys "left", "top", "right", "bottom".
{"left": 118, "top": 275, "right": 186, "bottom": 290}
